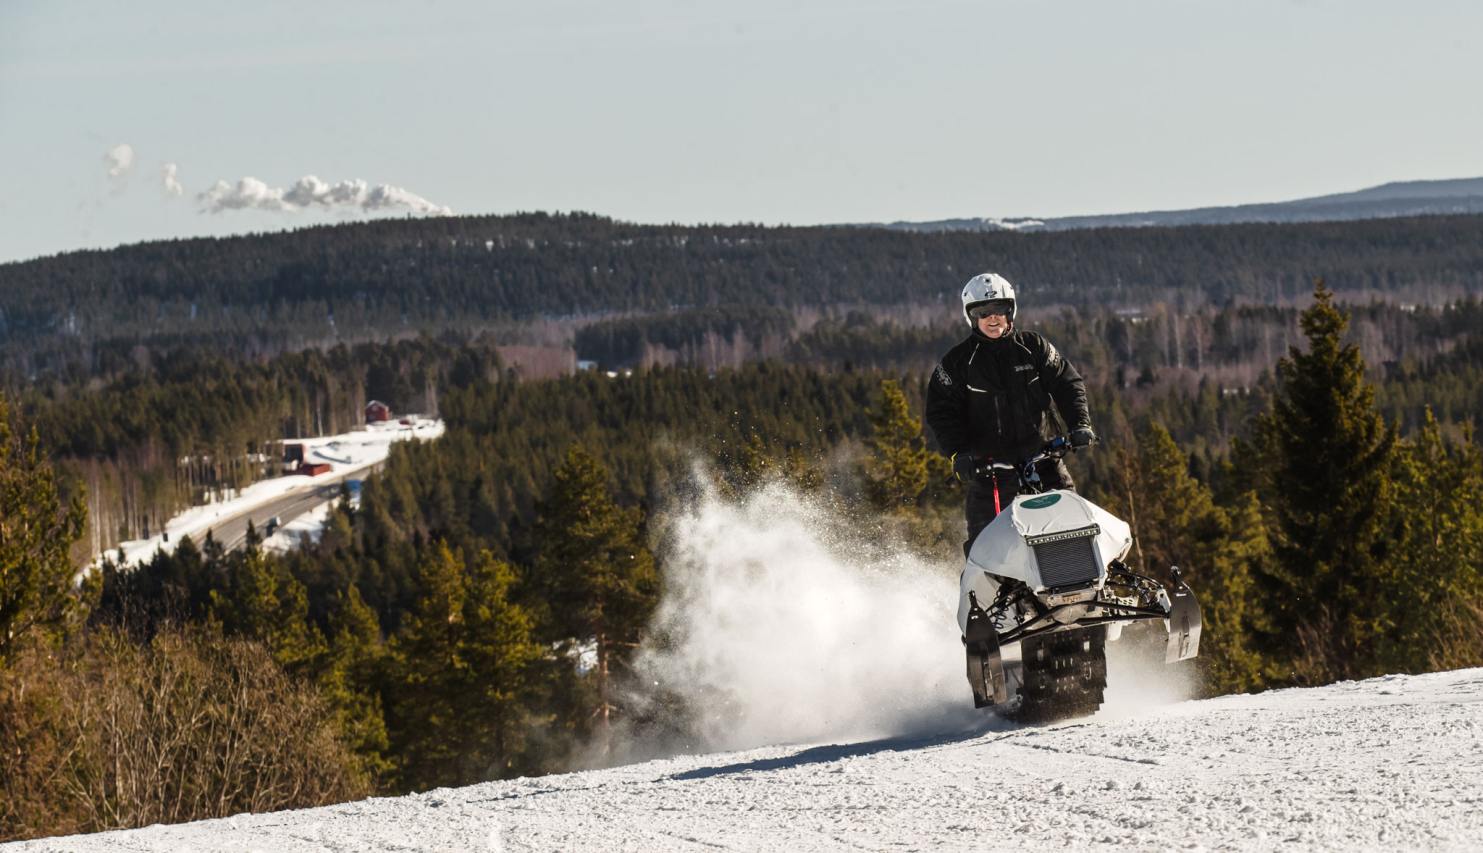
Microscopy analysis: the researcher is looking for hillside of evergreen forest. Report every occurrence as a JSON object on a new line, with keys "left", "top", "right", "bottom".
{"left": 4, "top": 211, "right": 1483, "bottom": 379}
{"left": 13, "top": 286, "right": 1483, "bottom": 561}
{"left": 3, "top": 209, "right": 1483, "bottom": 840}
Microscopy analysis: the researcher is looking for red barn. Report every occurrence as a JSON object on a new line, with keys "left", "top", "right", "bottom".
{"left": 365, "top": 400, "right": 391, "bottom": 423}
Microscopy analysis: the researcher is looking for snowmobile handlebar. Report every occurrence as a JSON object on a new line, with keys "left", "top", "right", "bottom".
{"left": 1024, "top": 434, "right": 1075, "bottom": 468}
{"left": 965, "top": 435, "right": 1081, "bottom": 488}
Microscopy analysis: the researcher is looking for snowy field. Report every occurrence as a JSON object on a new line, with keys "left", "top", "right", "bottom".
{"left": 9, "top": 667, "right": 1481, "bottom": 852}
{"left": 93, "top": 417, "right": 444, "bottom": 569}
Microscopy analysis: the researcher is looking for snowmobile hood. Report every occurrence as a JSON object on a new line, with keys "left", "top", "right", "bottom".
{"left": 1007, "top": 491, "right": 1099, "bottom": 538}
{"left": 965, "top": 490, "right": 1133, "bottom": 590}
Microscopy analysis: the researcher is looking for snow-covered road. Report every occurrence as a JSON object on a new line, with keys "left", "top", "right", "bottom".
{"left": 13, "top": 667, "right": 1482, "bottom": 852}
{"left": 91, "top": 418, "right": 444, "bottom": 569}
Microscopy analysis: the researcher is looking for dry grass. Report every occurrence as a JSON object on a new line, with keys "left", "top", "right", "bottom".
{"left": 1427, "top": 597, "right": 1483, "bottom": 672}
{"left": 1, "top": 627, "right": 367, "bottom": 843}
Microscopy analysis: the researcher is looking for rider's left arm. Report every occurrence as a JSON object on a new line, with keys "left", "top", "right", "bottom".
{"left": 1034, "top": 335, "right": 1091, "bottom": 430}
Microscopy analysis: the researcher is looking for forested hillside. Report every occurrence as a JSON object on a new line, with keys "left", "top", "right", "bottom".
{"left": 4, "top": 285, "right": 1482, "bottom": 841}
{"left": 19, "top": 291, "right": 1483, "bottom": 557}
{"left": 19, "top": 339, "right": 498, "bottom": 559}
{"left": 3, "top": 209, "right": 1483, "bottom": 842}
{"left": 4, "top": 212, "right": 1483, "bottom": 378}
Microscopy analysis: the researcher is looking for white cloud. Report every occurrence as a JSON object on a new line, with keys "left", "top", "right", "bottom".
{"left": 161, "top": 163, "right": 184, "bottom": 197}
{"left": 199, "top": 177, "right": 289, "bottom": 212}
{"left": 104, "top": 143, "right": 135, "bottom": 178}
{"left": 199, "top": 174, "right": 452, "bottom": 216}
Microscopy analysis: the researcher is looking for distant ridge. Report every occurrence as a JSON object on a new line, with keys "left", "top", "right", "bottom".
{"left": 874, "top": 177, "right": 1483, "bottom": 233}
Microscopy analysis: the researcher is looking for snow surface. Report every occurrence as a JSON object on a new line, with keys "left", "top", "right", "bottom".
{"left": 93, "top": 417, "right": 444, "bottom": 570}
{"left": 261, "top": 499, "right": 339, "bottom": 554}
{"left": 29, "top": 481, "right": 1483, "bottom": 852}
{"left": 10, "top": 668, "right": 1481, "bottom": 852}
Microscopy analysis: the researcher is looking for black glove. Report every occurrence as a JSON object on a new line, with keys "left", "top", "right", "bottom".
{"left": 1070, "top": 427, "right": 1097, "bottom": 448}
{"left": 952, "top": 452, "right": 978, "bottom": 482}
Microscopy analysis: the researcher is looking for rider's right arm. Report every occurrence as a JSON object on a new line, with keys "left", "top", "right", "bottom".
{"left": 925, "top": 359, "right": 970, "bottom": 455}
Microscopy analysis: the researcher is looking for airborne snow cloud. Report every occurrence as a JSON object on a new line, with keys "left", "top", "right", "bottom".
{"left": 198, "top": 175, "right": 452, "bottom": 216}
{"left": 625, "top": 476, "right": 978, "bottom": 756}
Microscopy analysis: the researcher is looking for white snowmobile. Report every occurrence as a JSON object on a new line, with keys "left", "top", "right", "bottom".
{"left": 958, "top": 436, "right": 1202, "bottom": 720}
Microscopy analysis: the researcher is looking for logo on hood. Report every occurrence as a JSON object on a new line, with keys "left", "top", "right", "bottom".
{"left": 1021, "top": 494, "right": 1062, "bottom": 509}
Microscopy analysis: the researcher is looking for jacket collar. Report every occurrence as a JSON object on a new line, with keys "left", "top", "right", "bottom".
{"left": 969, "top": 326, "right": 1015, "bottom": 345}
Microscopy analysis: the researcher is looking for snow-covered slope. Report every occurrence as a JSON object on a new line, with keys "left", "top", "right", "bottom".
{"left": 11, "top": 668, "right": 1482, "bottom": 852}
{"left": 28, "top": 483, "right": 1481, "bottom": 852}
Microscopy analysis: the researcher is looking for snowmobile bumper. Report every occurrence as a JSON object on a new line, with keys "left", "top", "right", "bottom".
{"left": 964, "top": 591, "right": 1008, "bottom": 708}
{"left": 987, "top": 574, "right": 1202, "bottom": 667}
{"left": 1163, "top": 568, "right": 1202, "bottom": 663}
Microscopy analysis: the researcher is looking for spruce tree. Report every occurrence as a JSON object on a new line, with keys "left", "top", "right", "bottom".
{"left": 0, "top": 394, "right": 88, "bottom": 666}
{"left": 1254, "top": 280, "right": 1396, "bottom": 680}
{"left": 532, "top": 444, "right": 657, "bottom": 751}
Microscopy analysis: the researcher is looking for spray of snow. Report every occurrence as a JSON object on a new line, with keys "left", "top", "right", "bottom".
{"left": 626, "top": 477, "right": 984, "bottom": 756}
{"left": 104, "top": 143, "right": 134, "bottom": 178}
{"left": 617, "top": 473, "right": 1196, "bottom": 760}
{"left": 161, "top": 162, "right": 184, "bottom": 197}
{"left": 1098, "top": 624, "right": 1198, "bottom": 717}
{"left": 198, "top": 174, "right": 452, "bottom": 216}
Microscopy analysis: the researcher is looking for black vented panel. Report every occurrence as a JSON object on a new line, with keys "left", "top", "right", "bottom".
{"left": 1032, "top": 535, "right": 1100, "bottom": 588}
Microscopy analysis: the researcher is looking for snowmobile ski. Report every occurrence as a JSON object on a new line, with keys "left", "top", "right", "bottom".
{"left": 1164, "top": 567, "right": 1203, "bottom": 664}
{"left": 964, "top": 591, "right": 1008, "bottom": 708}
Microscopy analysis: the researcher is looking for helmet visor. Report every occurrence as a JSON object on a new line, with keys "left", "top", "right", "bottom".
{"left": 968, "top": 300, "right": 1013, "bottom": 320}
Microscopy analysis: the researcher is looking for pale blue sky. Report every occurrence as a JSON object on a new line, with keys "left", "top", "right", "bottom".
{"left": 1, "top": 0, "right": 1479, "bottom": 263}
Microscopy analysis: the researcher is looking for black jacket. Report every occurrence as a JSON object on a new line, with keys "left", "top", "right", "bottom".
{"left": 925, "top": 328, "right": 1090, "bottom": 462}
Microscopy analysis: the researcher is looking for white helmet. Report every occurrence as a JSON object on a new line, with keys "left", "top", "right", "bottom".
{"left": 960, "top": 272, "right": 1017, "bottom": 327}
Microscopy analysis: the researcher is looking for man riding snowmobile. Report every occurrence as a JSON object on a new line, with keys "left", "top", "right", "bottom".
{"left": 926, "top": 274, "right": 1200, "bottom": 718}
{"left": 926, "top": 273, "right": 1096, "bottom": 556}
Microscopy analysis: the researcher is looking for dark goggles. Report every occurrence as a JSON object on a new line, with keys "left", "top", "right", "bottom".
{"left": 969, "top": 300, "right": 1013, "bottom": 320}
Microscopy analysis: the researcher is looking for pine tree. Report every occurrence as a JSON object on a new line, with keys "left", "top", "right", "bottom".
{"left": 1253, "top": 280, "right": 1396, "bottom": 681}
{"left": 863, "top": 379, "right": 933, "bottom": 511}
{"left": 1113, "top": 422, "right": 1225, "bottom": 578}
{"left": 532, "top": 445, "right": 657, "bottom": 752}
{"left": 0, "top": 394, "right": 88, "bottom": 667}
{"left": 320, "top": 584, "right": 393, "bottom": 787}
{"left": 1108, "top": 421, "right": 1269, "bottom": 692}
{"left": 208, "top": 547, "right": 325, "bottom": 674}
{"left": 459, "top": 550, "right": 544, "bottom": 777}
{"left": 388, "top": 541, "right": 467, "bottom": 789}
{"left": 1204, "top": 492, "right": 1275, "bottom": 691}
{"left": 1383, "top": 410, "right": 1483, "bottom": 671}
{"left": 387, "top": 543, "right": 545, "bottom": 788}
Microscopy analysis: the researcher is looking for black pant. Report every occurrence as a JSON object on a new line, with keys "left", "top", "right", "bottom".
{"left": 963, "top": 457, "right": 1075, "bottom": 557}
